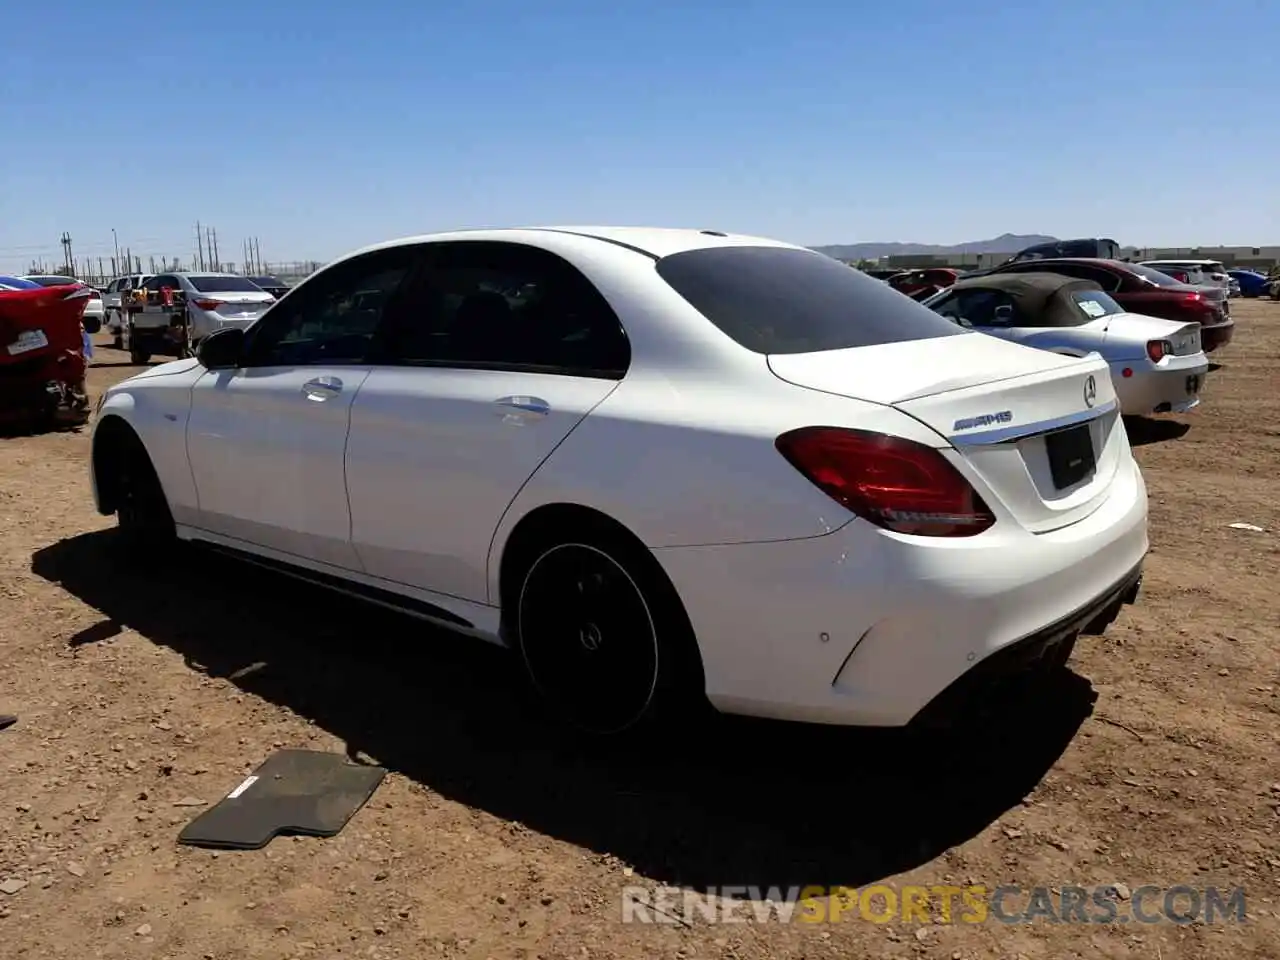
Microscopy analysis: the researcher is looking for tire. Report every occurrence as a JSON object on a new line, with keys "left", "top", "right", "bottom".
{"left": 512, "top": 533, "right": 703, "bottom": 736}
{"left": 108, "top": 430, "right": 176, "bottom": 553}
{"left": 123, "top": 320, "right": 150, "bottom": 364}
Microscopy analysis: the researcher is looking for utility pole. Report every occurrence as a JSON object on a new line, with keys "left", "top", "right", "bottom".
{"left": 211, "top": 227, "right": 220, "bottom": 271}
{"left": 196, "top": 222, "right": 205, "bottom": 271}
{"left": 111, "top": 228, "right": 120, "bottom": 276}
{"left": 60, "top": 232, "right": 74, "bottom": 275}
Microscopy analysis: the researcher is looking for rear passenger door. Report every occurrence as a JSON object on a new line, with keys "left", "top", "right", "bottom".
{"left": 344, "top": 240, "right": 630, "bottom": 603}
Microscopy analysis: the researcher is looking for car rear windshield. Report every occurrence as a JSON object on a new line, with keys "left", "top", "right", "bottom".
{"left": 187, "top": 275, "right": 265, "bottom": 293}
{"left": 31, "top": 276, "right": 77, "bottom": 286}
{"left": 654, "top": 246, "right": 967, "bottom": 354}
{"left": 1128, "top": 264, "right": 1184, "bottom": 287}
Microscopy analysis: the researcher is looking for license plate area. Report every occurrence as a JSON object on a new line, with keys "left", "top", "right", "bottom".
{"left": 7, "top": 329, "right": 49, "bottom": 355}
{"left": 1044, "top": 424, "right": 1096, "bottom": 490}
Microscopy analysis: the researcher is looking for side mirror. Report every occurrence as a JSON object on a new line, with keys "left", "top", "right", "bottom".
{"left": 197, "top": 327, "right": 246, "bottom": 370}
{"left": 993, "top": 304, "right": 1015, "bottom": 323}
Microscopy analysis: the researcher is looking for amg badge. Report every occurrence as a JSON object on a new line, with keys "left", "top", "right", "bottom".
{"left": 953, "top": 410, "right": 1014, "bottom": 431}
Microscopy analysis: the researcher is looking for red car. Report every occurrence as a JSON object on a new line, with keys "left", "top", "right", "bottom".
{"left": 0, "top": 282, "right": 93, "bottom": 428}
{"left": 888, "top": 267, "right": 961, "bottom": 301}
{"left": 987, "top": 258, "right": 1234, "bottom": 352}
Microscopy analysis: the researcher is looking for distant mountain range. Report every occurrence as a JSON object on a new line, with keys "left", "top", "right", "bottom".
{"left": 810, "top": 233, "right": 1057, "bottom": 261}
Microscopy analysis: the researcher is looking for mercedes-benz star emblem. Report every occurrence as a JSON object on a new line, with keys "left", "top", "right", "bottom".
{"left": 1083, "top": 374, "right": 1097, "bottom": 408}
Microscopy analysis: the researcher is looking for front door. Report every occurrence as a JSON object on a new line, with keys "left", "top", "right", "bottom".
{"left": 344, "top": 240, "right": 631, "bottom": 603}
{"left": 185, "top": 246, "right": 416, "bottom": 569}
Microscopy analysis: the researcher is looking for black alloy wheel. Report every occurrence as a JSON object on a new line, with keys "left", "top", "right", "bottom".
{"left": 112, "top": 435, "right": 175, "bottom": 550}
{"left": 516, "top": 541, "right": 665, "bottom": 736}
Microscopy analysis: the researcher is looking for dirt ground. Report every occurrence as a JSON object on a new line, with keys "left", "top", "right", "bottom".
{"left": 2, "top": 302, "right": 1278, "bottom": 960}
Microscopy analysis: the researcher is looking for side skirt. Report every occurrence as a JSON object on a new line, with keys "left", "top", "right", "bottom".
{"left": 174, "top": 524, "right": 506, "bottom": 646}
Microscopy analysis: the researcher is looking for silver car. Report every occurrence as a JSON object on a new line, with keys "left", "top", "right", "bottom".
{"left": 121, "top": 273, "right": 276, "bottom": 363}
{"left": 1139, "top": 259, "right": 1231, "bottom": 289}
{"left": 924, "top": 272, "right": 1208, "bottom": 416}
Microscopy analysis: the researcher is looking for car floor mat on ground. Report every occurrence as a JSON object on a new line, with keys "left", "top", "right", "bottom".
{"left": 177, "top": 749, "right": 387, "bottom": 850}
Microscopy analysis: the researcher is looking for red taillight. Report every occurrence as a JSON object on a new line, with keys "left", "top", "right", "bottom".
{"left": 775, "top": 427, "right": 995, "bottom": 537}
{"left": 1182, "top": 292, "right": 1203, "bottom": 304}
{"left": 193, "top": 298, "right": 223, "bottom": 311}
{"left": 1147, "top": 339, "right": 1171, "bottom": 362}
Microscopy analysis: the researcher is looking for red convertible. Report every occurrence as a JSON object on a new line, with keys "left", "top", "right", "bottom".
{"left": 0, "top": 278, "right": 93, "bottom": 428}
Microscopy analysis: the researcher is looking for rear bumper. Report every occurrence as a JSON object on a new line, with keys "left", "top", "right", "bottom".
{"left": 1110, "top": 355, "right": 1208, "bottom": 415}
{"left": 655, "top": 455, "right": 1149, "bottom": 727}
{"left": 911, "top": 563, "right": 1142, "bottom": 728}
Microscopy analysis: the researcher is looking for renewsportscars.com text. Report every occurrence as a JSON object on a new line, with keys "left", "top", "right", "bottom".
{"left": 621, "top": 884, "right": 1247, "bottom": 925}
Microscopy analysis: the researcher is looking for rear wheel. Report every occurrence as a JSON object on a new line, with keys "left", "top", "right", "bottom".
{"left": 512, "top": 533, "right": 703, "bottom": 736}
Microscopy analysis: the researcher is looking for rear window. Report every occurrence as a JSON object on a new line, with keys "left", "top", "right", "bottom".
{"left": 654, "top": 246, "right": 966, "bottom": 354}
{"left": 187, "top": 275, "right": 265, "bottom": 293}
{"left": 1128, "top": 264, "right": 1184, "bottom": 287}
{"left": 30, "top": 275, "right": 77, "bottom": 286}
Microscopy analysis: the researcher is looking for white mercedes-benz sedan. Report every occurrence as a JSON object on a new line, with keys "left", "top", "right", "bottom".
{"left": 89, "top": 227, "right": 1149, "bottom": 735}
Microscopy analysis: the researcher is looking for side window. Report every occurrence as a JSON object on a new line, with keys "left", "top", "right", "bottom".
{"left": 1071, "top": 266, "right": 1121, "bottom": 292}
{"left": 242, "top": 248, "right": 415, "bottom": 367}
{"left": 381, "top": 241, "right": 631, "bottom": 378}
{"left": 930, "top": 293, "right": 966, "bottom": 322}
{"left": 945, "top": 289, "right": 1020, "bottom": 327}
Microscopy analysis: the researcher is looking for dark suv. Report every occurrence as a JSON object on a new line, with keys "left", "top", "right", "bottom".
{"left": 1002, "top": 238, "right": 1121, "bottom": 264}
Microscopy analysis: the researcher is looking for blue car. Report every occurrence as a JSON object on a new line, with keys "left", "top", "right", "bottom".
{"left": 0, "top": 274, "right": 41, "bottom": 290}
{"left": 1228, "top": 269, "right": 1271, "bottom": 297}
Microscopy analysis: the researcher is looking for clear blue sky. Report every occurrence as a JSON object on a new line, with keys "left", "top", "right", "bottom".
{"left": 2, "top": 0, "right": 1275, "bottom": 273}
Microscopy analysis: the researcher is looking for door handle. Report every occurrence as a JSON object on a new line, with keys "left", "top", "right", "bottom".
{"left": 302, "top": 376, "right": 343, "bottom": 401}
{"left": 494, "top": 396, "right": 549, "bottom": 418}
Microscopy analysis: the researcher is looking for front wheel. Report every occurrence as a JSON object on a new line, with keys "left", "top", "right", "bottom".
{"left": 513, "top": 537, "right": 703, "bottom": 736}
{"left": 109, "top": 431, "right": 176, "bottom": 553}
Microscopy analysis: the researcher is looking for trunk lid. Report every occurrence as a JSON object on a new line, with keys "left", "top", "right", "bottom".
{"left": 197, "top": 292, "right": 274, "bottom": 322}
{"left": 1102, "top": 313, "right": 1202, "bottom": 356}
{"left": 767, "top": 333, "right": 1126, "bottom": 533}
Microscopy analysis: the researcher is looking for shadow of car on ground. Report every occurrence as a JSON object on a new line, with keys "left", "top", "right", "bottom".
{"left": 32, "top": 530, "right": 1097, "bottom": 893}
{"left": 1122, "top": 416, "right": 1191, "bottom": 447}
